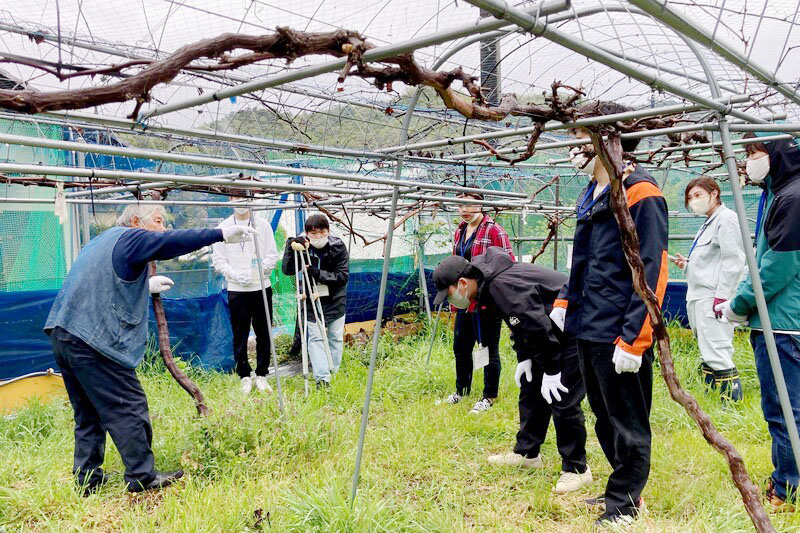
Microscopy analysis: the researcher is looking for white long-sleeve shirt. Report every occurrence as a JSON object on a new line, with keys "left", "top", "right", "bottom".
{"left": 211, "top": 214, "right": 279, "bottom": 292}
{"left": 684, "top": 204, "right": 746, "bottom": 301}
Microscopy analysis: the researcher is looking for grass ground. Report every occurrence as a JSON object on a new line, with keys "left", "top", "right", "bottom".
{"left": 2, "top": 321, "right": 799, "bottom": 532}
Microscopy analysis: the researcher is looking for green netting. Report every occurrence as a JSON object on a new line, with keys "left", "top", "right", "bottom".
{"left": 0, "top": 210, "right": 68, "bottom": 291}
{"left": 0, "top": 119, "right": 70, "bottom": 292}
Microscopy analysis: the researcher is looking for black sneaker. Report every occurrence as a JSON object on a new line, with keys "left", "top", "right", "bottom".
{"left": 77, "top": 472, "right": 114, "bottom": 497}
{"left": 127, "top": 470, "right": 184, "bottom": 493}
{"left": 593, "top": 497, "right": 645, "bottom": 527}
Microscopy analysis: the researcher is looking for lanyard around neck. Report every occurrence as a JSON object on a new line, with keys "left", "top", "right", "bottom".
{"left": 689, "top": 218, "right": 713, "bottom": 257}
{"left": 471, "top": 311, "right": 482, "bottom": 345}
{"left": 233, "top": 216, "right": 253, "bottom": 253}
{"left": 577, "top": 182, "right": 607, "bottom": 219}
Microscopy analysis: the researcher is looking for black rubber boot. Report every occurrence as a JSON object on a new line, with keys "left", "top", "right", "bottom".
{"left": 701, "top": 363, "right": 716, "bottom": 390}
{"left": 715, "top": 368, "right": 743, "bottom": 402}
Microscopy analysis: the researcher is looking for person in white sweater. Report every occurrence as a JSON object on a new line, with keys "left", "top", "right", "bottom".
{"left": 211, "top": 200, "right": 279, "bottom": 395}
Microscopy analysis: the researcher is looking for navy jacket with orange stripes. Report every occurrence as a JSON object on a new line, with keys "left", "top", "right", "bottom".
{"left": 556, "top": 166, "right": 669, "bottom": 355}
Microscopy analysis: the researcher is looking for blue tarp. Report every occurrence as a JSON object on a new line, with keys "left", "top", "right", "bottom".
{"left": 0, "top": 290, "right": 234, "bottom": 380}
{"left": 0, "top": 280, "right": 691, "bottom": 381}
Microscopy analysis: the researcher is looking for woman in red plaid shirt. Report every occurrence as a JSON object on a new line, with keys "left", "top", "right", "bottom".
{"left": 442, "top": 189, "right": 515, "bottom": 413}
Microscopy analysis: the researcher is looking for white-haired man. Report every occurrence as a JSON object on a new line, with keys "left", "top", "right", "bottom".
{"left": 44, "top": 204, "right": 256, "bottom": 495}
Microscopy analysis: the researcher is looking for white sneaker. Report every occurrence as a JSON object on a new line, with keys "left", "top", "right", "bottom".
{"left": 240, "top": 376, "right": 253, "bottom": 395}
{"left": 554, "top": 467, "right": 593, "bottom": 493}
{"left": 436, "top": 393, "right": 462, "bottom": 405}
{"left": 254, "top": 376, "right": 272, "bottom": 393}
{"left": 487, "top": 451, "right": 544, "bottom": 468}
{"left": 469, "top": 398, "right": 493, "bottom": 414}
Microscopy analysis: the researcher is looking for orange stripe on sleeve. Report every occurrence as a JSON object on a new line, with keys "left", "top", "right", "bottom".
{"left": 553, "top": 298, "right": 568, "bottom": 309}
{"left": 616, "top": 251, "right": 670, "bottom": 355}
{"left": 626, "top": 181, "right": 663, "bottom": 208}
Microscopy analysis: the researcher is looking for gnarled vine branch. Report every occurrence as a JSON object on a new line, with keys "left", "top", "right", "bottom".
{"left": 149, "top": 262, "right": 210, "bottom": 417}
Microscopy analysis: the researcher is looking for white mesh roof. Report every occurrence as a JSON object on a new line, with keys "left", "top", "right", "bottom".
{"left": 0, "top": 1, "right": 797, "bottom": 154}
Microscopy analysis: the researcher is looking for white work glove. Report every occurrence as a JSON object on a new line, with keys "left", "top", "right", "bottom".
{"left": 233, "top": 270, "right": 252, "bottom": 285}
{"left": 291, "top": 241, "right": 307, "bottom": 252}
{"left": 514, "top": 359, "right": 533, "bottom": 388}
{"left": 549, "top": 307, "right": 566, "bottom": 332}
{"left": 149, "top": 275, "right": 174, "bottom": 294}
{"left": 541, "top": 372, "right": 569, "bottom": 404}
{"left": 714, "top": 300, "right": 748, "bottom": 324}
{"left": 222, "top": 225, "right": 258, "bottom": 244}
{"left": 613, "top": 345, "right": 642, "bottom": 374}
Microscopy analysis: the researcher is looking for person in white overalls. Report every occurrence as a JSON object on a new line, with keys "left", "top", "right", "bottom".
{"left": 671, "top": 177, "right": 746, "bottom": 401}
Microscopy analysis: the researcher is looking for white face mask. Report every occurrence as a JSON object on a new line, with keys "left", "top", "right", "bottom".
{"left": 569, "top": 147, "right": 596, "bottom": 175}
{"left": 233, "top": 207, "right": 249, "bottom": 216}
{"left": 447, "top": 284, "right": 470, "bottom": 309}
{"left": 688, "top": 196, "right": 711, "bottom": 216}
{"left": 309, "top": 236, "right": 328, "bottom": 249}
{"left": 746, "top": 155, "right": 770, "bottom": 184}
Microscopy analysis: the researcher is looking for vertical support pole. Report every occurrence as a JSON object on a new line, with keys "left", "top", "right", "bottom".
{"left": 417, "top": 215, "right": 432, "bottom": 320}
{"left": 553, "top": 176, "right": 560, "bottom": 270}
{"left": 479, "top": 11, "right": 502, "bottom": 106}
{"left": 350, "top": 185, "right": 400, "bottom": 506}
{"left": 425, "top": 303, "right": 444, "bottom": 368}
{"left": 76, "top": 149, "right": 90, "bottom": 247}
{"left": 516, "top": 209, "right": 523, "bottom": 259}
{"left": 251, "top": 216, "right": 286, "bottom": 418}
{"left": 291, "top": 166, "right": 305, "bottom": 238}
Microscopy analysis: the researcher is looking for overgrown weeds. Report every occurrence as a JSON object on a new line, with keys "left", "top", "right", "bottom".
{"left": 1, "top": 325, "right": 798, "bottom": 531}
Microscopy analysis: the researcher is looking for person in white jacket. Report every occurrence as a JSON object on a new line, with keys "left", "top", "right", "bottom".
{"left": 670, "top": 177, "right": 746, "bottom": 401}
{"left": 211, "top": 199, "right": 279, "bottom": 395}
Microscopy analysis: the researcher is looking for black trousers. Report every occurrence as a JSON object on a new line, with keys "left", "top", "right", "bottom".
{"left": 514, "top": 339, "right": 587, "bottom": 473}
{"left": 577, "top": 340, "right": 653, "bottom": 518}
{"left": 49, "top": 327, "right": 156, "bottom": 487}
{"left": 453, "top": 310, "right": 502, "bottom": 398}
{"left": 228, "top": 288, "right": 273, "bottom": 378}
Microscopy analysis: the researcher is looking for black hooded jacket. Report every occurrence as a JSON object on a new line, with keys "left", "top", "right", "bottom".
{"left": 473, "top": 247, "right": 569, "bottom": 375}
{"left": 282, "top": 235, "right": 349, "bottom": 323}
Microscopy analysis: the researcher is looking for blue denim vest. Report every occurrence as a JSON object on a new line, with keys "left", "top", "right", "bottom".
{"left": 45, "top": 226, "right": 150, "bottom": 368}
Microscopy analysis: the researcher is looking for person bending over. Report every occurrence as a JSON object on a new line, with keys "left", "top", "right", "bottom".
{"left": 432, "top": 247, "right": 591, "bottom": 494}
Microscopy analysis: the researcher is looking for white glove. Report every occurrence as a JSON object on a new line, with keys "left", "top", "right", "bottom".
{"left": 291, "top": 241, "right": 307, "bottom": 252}
{"left": 222, "top": 225, "right": 258, "bottom": 244}
{"left": 714, "top": 300, "right": 748, "bottom": 324}
{"left": 549, "top": 307, "right": 566, "bottom": 331}
{"left": 613, "top": 345, "right": 642, "bottom": 374}
{"left": 541, "top": 372, "right": 569, "bottom": 404}
{"left": 149, "top": 275, "right": 174, "bottom": 294}
{"left": 233, "top": 270, "right": 252, "bottom": 285}
{"left": 514, "top": 359, "right": 533, "bottom": 388}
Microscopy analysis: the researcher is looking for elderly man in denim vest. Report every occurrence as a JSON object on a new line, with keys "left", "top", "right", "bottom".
{"left": 44, "top": 204, "right": 255, "bottom": 495}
